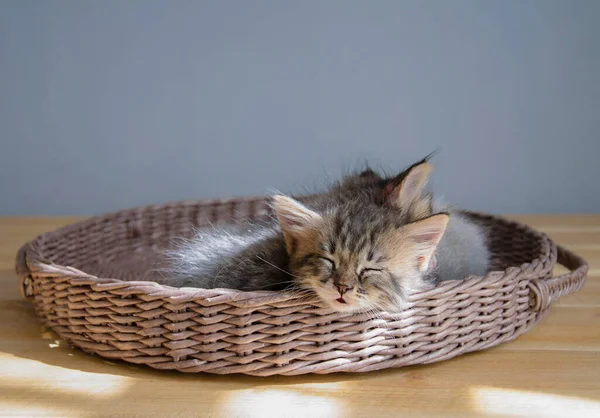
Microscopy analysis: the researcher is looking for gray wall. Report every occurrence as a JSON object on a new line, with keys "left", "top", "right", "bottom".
{"left": 1, "top": 0, "right": 598, "bottom": 216}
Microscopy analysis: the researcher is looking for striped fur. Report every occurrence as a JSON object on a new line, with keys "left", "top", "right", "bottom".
{"left": 163, "top": 156, "right": 489, "bottom": 313}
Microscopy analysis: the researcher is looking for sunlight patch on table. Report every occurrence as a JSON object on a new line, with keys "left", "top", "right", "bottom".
{"left": 0, "top": 354, "right": 132, "bottom": 398}
{"left": 0, "top": 402, "right": 65, "bottom": 417}
{"left": 295, "top": 381, "right": 347, "bottom": 391}
{"left": 471, "top": 386, "right": 600, "bottom": 417}
{"left": 223, "top": 388, "right": 343, "bottom": 418}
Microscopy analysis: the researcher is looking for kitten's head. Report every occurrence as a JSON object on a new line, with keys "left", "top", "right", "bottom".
{"left": 271, "top": 195, "right": 449, "bottom": 313}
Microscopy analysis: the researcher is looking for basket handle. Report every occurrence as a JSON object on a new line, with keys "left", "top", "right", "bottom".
{"left": 16, "top": 242, "right": 37, "bottom": 299}
{"left": 529, "top": 243, "right": 588, "bottom": 311}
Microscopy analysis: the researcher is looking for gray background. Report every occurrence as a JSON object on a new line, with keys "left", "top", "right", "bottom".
{"left": 1, "top": 0, "right": 598, "bottom": 216}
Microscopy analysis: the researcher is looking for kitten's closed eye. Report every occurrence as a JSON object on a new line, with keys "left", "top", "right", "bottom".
{"left": 358, "top": 268, "right": 384, "bottom": 280}
{"left": 318, "top": 256, "right": 336, "bottom": 270}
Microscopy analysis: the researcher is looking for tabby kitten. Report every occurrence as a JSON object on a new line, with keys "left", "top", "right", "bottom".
{"left": 274, "top": 158, "right": 491, "bottom": 311}
{"left": 163, "top": 162, "right": 453, "bottom": 313}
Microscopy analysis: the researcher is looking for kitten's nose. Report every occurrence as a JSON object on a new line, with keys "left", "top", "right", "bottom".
{"left": 334, "top": 283, "right": 353, "bottom": 296}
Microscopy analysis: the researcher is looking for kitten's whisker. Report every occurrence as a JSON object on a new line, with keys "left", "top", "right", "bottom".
{"left": 362, "top": 300, "right": 386, "bottom": 322}
{"left": 369, "top": 302, "right": 387, "bottom": 322}
{"left": 367, "top": 308, "right": 384, "bottom": 323}
{"left": 255, "top": 255, "right": 303, "bottom": 280}
{"left": 362, "top": 307, "right": 378, "bottom": 322}
{"left": 246, "top": 279, "right": 305, "bottom": 291}
{"left": 284, "top": 282, "right": 315, "bottom": 294}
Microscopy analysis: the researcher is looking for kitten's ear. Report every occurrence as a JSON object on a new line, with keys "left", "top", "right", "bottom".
{"left": 402, "top": 213, "right": 449, "bottom": 271}
{"left": 271, "top": 195, "right": 322, "bottom": 253}
{"left": 384, "top": 161, "right": 433, "bottom": 211}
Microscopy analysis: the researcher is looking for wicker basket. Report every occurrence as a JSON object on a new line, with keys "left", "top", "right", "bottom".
{"left": 16, "top": 196, "right": 588, "bottom": 376}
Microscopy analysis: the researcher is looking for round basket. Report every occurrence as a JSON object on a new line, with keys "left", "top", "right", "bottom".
{"left": 16, "top": 196, "right": 588, "bottom": 376}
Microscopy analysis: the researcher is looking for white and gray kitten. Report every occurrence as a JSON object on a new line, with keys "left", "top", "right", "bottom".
{"left": 163, "top": 160, "right": 490, "bottom": 313}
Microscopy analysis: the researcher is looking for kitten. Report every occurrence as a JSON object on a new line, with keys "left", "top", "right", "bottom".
{"left": 275, "top": 161, "right": 490, "bottom": 310}
{"left": 164, "top": 158, "right": 490, "bottom": 313}
{"left": 162, "top": 162, "right": 416, "bottom": 294}
{"left": 164, "top": 192, "right": 448, "bottom": 313}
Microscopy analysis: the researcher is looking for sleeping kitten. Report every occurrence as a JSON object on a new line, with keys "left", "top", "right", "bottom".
{"left": 164, "top": 158, "right": 490, "bottom": 313}
{"left": 276, "top": 161, "right": 490, "bottom": 310}
{"left": 164, "top": 191, "right": 447, "bottom": 313}
{"left": 162, "top": 161, "right": 420, "bottom": 294}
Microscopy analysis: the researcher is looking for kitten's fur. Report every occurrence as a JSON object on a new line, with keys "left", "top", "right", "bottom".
{"left": 291, "top": 157, "right": 491, "bottom": 283}
{"left": 164, "top": 159, "right": 490, "bottom": 313}
{"left": 272, "top": 196, "right": 449, "bottom": 312}
{"left": 375, "top": 161, "right": 491, "bottom": 283}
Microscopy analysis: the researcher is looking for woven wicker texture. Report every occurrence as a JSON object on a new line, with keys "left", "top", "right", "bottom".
{"left": 16, "top": 197, "right": 588, "bottom": 376}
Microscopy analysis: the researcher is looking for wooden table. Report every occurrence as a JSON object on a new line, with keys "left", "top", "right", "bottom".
{"left": 1, "top": 216, "right": 599, "bottom": 417}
